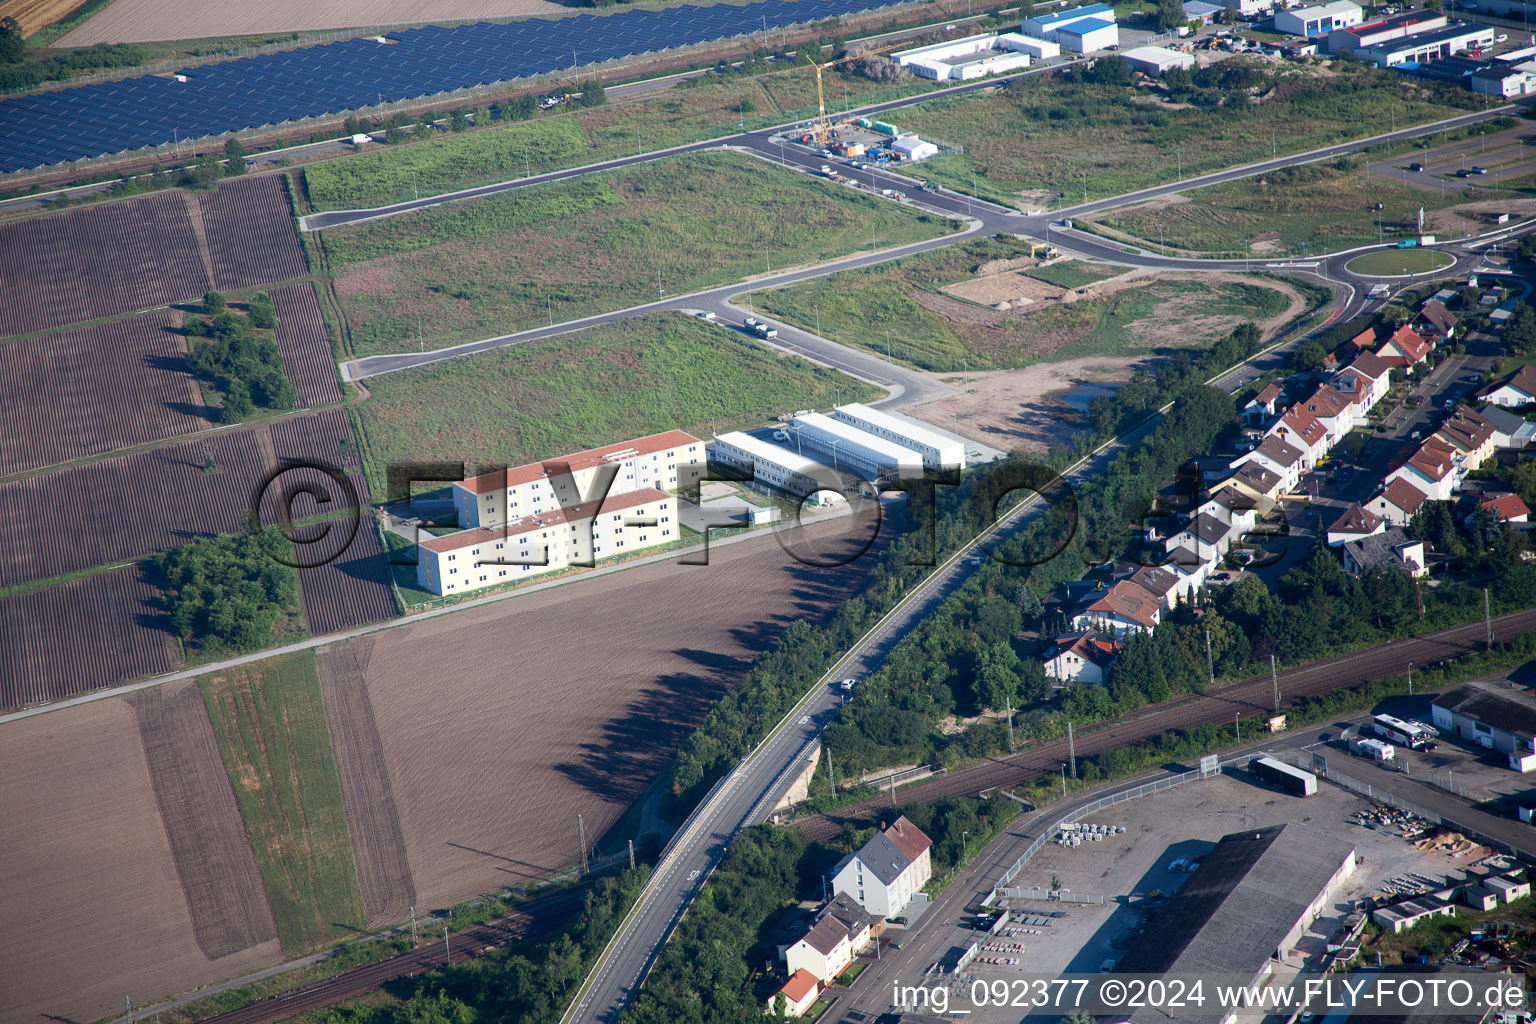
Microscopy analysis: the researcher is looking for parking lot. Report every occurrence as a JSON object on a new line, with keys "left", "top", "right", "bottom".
{"left": 885, "top": 771, "right": 1493, "bottom": 1022}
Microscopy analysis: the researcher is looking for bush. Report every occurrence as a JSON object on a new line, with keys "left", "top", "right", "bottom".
{"left": 152, "top": 532, "right": 299, "bottom": 651}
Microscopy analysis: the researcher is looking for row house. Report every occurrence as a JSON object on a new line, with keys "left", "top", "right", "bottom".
{"left": 1434, "top": 407, "right": 1496, "bottom": 473}
{"left": 782, "top": 892, "right": 873, "bottom": 994}
{"left": 1232, "top": 434, "right": 1305, "bottom": 494}
{"left": 1385, "top": 438, "right": 1458, "bottom": 502}
{"left": 1298, "top": 383, "right": 1359, "bottom": 446}
{"left": 1268, "top": 405, "right": 1329, "bottom": 471}
{"left": 1367, "top": 476, "right": 1430, "bottom": 527}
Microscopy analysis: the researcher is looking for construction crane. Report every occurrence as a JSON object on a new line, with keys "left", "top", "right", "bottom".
{"left": 802, "top": 42, "right": 905, "bottom": 146}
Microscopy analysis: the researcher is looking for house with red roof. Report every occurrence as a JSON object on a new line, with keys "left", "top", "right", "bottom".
{"left": 1386, "top": 438, "right": 1458, "bottom": 501}
{"left": 1243, "top": 382, "right": 1284, "bottom": 425}
{"left": 1366, "top": 477, "right": 1430, "bottom": 527}
{"left": 1070, "top": 580, "right": 1163, "bottom": 638}
{"left": 773, "top": 969, "right": 821, "bottom": 1018}
{"left": 1479, "top": 365, "right": 1536, "bottom": 408}
{"left": 1478, "top": 492, "right": 1531, "bottom": 524}
{"left": 1043, "top": 632, "right": 1121, "bottom": 685}
{"left": 1374, "top": 325, "right": 1431, "bottom": 367}
{"left": 1267, "top": 405, "right": 1329, "bottom": 470}
{"left": 1326, "top": 503, "right": 1386, "bottom": 548}
{"left": 1300, "top": 384, "right": 1359, "bottom": 445}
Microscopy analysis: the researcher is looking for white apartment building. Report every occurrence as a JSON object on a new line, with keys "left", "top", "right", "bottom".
{"left": 831, "top": 816, "right": 933, "bottom": 918}
{"left": 832, "top": 402, "right": 965, "bottom": 472}
{"left": 792, "top": 412, "right": 924, "bottom": 482}
{"left": 418, "top": 488, "right": 674, "bottom": 596}
{"left": 711, "top": 431, "right": 844, "bottom": 501}
{"left": 453, "top": 430, "right": 704, "bottom": 529}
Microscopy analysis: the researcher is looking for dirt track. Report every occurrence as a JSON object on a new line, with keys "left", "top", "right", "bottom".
{"left": 56, "top": 0, "right": 565, "bottom": 45}
{"left": 0, "top": 697, "right": 281, "bottom": 1024}
{"left": 317, "top": 638, "right": 418, "bottom": 924}
{"left": 326, "top": 518, "right": 874, "bottom": 909}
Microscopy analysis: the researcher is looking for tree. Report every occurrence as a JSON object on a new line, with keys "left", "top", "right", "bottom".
{"left": 222, "top": 378, "right": 254, "bottom": 423}
{"left": 223, "top": 137, "right": 247, "bottom": 175}
{"left": 1154, "top": 0, "right": 1188, "bottom": 30}
{"left": 203, "top": 290, "right": 227, "bottom": 315}
{"left": 192, "top": 151, "right": 222, "bottom": 187}
{"left": 1088, "top": 54, "right": 1133, "bottom": 86}
{"left": 579, "top": 81, "right": 607, "bottom": 107}
{"left": 246, "top": 291, "right": 276, "bottom": 329}
{"left": 1290, "top": 340, "right": 1327, "bottom": 372}
{"left": 0, "top": 17, "right": 24, "bottom": 65}
{"left": 449, "top": 107, "right": 470, "bottom": 131}
{"left": 975, "top": 641, "right": 1023, "bottom": 711}
{"left": 395, "top": 990, "right": 476, "bottom": 1024}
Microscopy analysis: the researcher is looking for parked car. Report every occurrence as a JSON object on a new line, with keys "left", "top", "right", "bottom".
{"left": 1409, "top": 162, "right": 1424, "bottom": 172}
{"left": 889, "top": 916, "right": 908, "bottom": 926}
{"left": 1471, "top": 165, "right": 1488, "bottom": 175}
{"left": 1456, "top": 168, "right": 1473, "bottom": 178}
{"left": 772, "top": 430, "right": 789, "bottom": 441}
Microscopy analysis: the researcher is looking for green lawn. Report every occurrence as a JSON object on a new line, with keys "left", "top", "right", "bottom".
{"left": 198, "top": 650, "right": 368, "bottom": 956}
{"left": 1095, "top": 160, "right": 1536, "bottom": 256}
{"left": 351, "top": 311, "right": 880, "bottom": 497}
{"left": 1022, "top": 260, "right": 1121, "bottom": 290}
{"left": 321, "top": 150, "right": 959, "bottom": 356}
{"left": 750, "top": 237, "right": 1298, "bottom": 371}
{"left": 1345, "top": 248, "right": 1458, "bottom": 276}
{"left": 887, "top": 68, "right": 1479, "bottom": 208}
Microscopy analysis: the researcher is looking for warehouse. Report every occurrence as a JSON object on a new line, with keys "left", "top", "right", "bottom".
{"left": 891, "top": 31, "right": 1046, "bottom": 80}
{"left": 1022, "top": 3, "right": 1116, "bottom": 42}
{"left": 1275, "top": 0, "right": 1362, "bottom": 36}
{"left": 1470, "top": 63, "right": 1536, "bottom": 96}
{"left": 711, "top": 431, "right": 835, "bottom": 502}
{"left": 1053, "top": 16, "right": 1119, "bottom": 52}
{"left": 891, "top": 135, "right": 939, "bottom": 161}
{"left": 792, "top": 412, "right": 924, "bottom": 483}
{"left": 1121, "top": 45, "right": 1195, "bottom": 75}
{"left": 831, "top": 402, "right": 965, "bottom": 472}
{"left": 1327, "top": 9, "right": 1447, "bottom": 53}
{"left": 417, "top": 488, "right": 675, "bottom": 595}
{"left": 1113, "top": 824, "right": 1356, "bottom": 1024}
{"left": 1356, "top": 21, "right": 1494, "bottom": 67}
{"left": 1431, "top": 679, "right": 1536, "bottom": 757}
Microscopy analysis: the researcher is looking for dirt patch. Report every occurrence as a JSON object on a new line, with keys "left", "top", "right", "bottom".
{"left": 56, "top": 0, "right": 566, "bottom": 45}
{"left": 943, "top": 270, "right": 1067, "bottom": 308}
{"left": 0, "top": 697, "right": 282, "bottom": 1024}
{"left": 334, "top": 263, "right": 396, "bottom": 298}
{"left": 317, "top": 637, "right": 417, "bottom": 925}
{"left": 0, "top": 0, "right": 75, "bottom": 36}
{"left": 342, "top": 519, "right": 875, "bottom": 909}
{"left": 1425, "top": 196, "right": 1536, "bottom": 236}
{"left": 911, "top": 287, "right": 1009, "bottom": 326}
{"left": 130, "top": 680, "right": 279, "bottom": 959}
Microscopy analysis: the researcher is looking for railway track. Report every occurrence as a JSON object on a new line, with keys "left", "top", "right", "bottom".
{"left": 789, "top": 606, "right": 1536, "bottom": 842}
{"left": 191, "top": 888, "right": 588, "bottom": 1024}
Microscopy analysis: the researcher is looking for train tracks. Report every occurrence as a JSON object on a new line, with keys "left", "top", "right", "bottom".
{"left": 191, "top": 888, "right": 589, "bottom": 1024}
{"left": 789, "top": 606, "right": 1536, "bottom": 843}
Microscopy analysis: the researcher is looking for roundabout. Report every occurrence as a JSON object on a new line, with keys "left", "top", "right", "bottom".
{"left": 1345, "top": 247, "right": 1458, "bottom": 277}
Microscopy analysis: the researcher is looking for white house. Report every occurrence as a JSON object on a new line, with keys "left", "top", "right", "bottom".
{"left": 1480, "top": 366, "right": 1536, "bottom": 408}
{"left": 1198, "top": 484, "right": 1261, "bottom": 534}
{"left": 1326, "top": 503, "right": 1386, "bottom": 548}
{"left": 784, "top": 917, "right": 853, "bottom": 986}
{"left": 1298, "top": 384, "right": 1358, "bottom": 445}
{"left": 1127, "top": 563, "right": 1194, "bottom": 608}
{"left": 1043, "top": 632, "right": 1120, "bottom": 685}
{"left": 1333, "top": 350, "right": 1393, "bottom": 413}
{"left": 1366, "top": 477, "right": 1430, "bottom": 527}
{"left": 1243, "top": 383, "right": 1283, "bottom": 425}
{"left": 830, "top": 816, "right": 933, "bottom": 919}
{"left": 1268, "top": 406, "right": 1329, "bottom": 470}
{"left": 1479, "top": 406, "right": 1536, "bottom": 450}
{"left": 1434, "top": 408, "right": 1496, "bottom": 474}
{"left": 773, "top": 969, "right": 820, "bottom": 1018}
{"left": 1341, "top": 526, "right": 1427, "bottom": 578}
{"left": 1071, "top": 579, "right": 1163, "bottom": 637}
{"left": 1386, "top": 438, "right": 1459, "bottom": 501}
{"left": 1233, "top": 434, "right": 1305, "bottom": 495}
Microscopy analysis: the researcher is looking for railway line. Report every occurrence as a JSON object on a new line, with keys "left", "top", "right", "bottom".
{"left": 190, "top": 888, "right": 588, "bottom": 1024}
{"left": 787, "top": 605, "right": 1536, "bottom": 842}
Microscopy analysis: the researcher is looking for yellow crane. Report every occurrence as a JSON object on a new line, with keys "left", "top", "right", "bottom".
{"left": 803, "top": 42, "right": 905, "bottom": 146}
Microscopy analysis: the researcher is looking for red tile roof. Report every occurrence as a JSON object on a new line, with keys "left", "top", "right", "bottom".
{"left": 1378, "top": 325, "right": 1431, "bottom": 364}
{"left": 457, "top": 430, "right": 702, "bottom": 495}
{"left": 1350, "top": 325, "right": 1379, "bottom": 349}
{"left": 1380, "top": 477, "right": 1429, "bottom": 516}
{"left": 420, "top": 487, "right": 670, "bottom": 554}
{"left": 1085, "top": 581, "right": 1162, "bottom": 630}
{"left": 1253, "top": 383, "right": 1283, "bottom": 406}
{"left": 782, "top": 969, "right": 819, "bottom": 1003}
{"left": 1329, "top": 503, "right": 1384, "bottom": 536}
{"left": 1304, "top": 384, "right": 1352, "bottom": 421}
{"left": 885, "top": 816, "right": 933, "bottom": 863}
{"left": 1050, "top": 632, "right": 1121, "bottom": 668}
{"left": 1481, "top": 493, "right": 1531, "bottom": 521}
{"left": 1277, "top": 406, "right": 1326, "bottom": 447}
{"left": 1406, "top": 445, "right": 1453, "bottom": 483}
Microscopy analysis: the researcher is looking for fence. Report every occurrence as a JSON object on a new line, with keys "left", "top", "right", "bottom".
{"left": 1422, "top": 768, "right": 1490, "bottom": 805}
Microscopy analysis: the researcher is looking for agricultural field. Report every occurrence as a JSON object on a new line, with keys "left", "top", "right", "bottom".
{"left": 53, "top": 0, "right": 564, "bottom": 45}
{"left": 0, "top": 563, "right": 178, "bottom": 709}
{"left": 1093, "top": 161, "right": 1536, "bottom": 256}
{"left": 321, "top": 150, "right": 958, "bottom": 356}
{"left": 892, "top": 68, "right": 1478, "bottom": 208}
{"left": 196, "top": 173, "right": 310, "bottom": 290}
{"left": 0, "top": 695, "right": 282, "bottom": 1024}
{"left": 0, "top": 189, "right": 210, "bottom": 338}
{"left": 302, "top": 66, "right": 935, "bottom": 210}
{"left": 0, "top": 309, "right": 209, "bottom": 477}
{"left": 270, "top": 282, "right": 343, "bottom": 407}
{"left": 752, "top": 237, "right": 1300, "bottom": 371}
{"left": 320, "top": 513, "right": 877, "bottom": 909}
{"left": 199, "top": 650, "right": 368, "bottom": 954}
{"left": 349, "top": 312, "right": 880, "bottom": 496}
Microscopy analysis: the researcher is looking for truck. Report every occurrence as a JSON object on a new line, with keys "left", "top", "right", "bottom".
{"left": 1350, "top": 736, "right": 1395, "bottom": 762}
{"left": 743, "top": 317, "right": 777, "bottom": 339}
{"left": 1248, "top": 755, "right": 1317, "bottom": 797}
{"left": 350, "top": 133, "right": 373, "bottom": 145}
{"left": 820, "top": 165, "right": 839, "bottom": 179}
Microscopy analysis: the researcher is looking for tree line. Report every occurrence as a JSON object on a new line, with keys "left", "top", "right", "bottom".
{"left": 0, "top": 17, "right": 147, "bottom": 92}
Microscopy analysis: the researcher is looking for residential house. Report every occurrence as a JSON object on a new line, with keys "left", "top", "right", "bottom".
{"left": 1126, "top": 564, "right": 1188, "bottom": 609}
{"left": 1385, "top": 439, "right": 1457, "bottom": 501}
{"left": 1223, "top": 463, "right": 1284, "bottom": 509}
{"left": 784, "top": 916, "right": 855, "bottom": 987}
{"left": 1434, "top": 407, "right": 1496, "bottom": 473}
{"left": 1341, "top": 526, "right": 1427, "bottom": 578}
{"left": 1243, "top": 382, "right": 1283, "bottom": 425}
{"left": 1367, "top": 477, "right": 1430, "bottom": 527}
{"left": 1479, "top": 405, "right": 1536, "bottom": 450}
{"left": 1164, "top": 512, "right": 1236, "bottom": 569}
{"left": 1164, "top": 544, "right": 1214, "bottom": 591}
{"left": 1300, "top": 384, "right": 1359, "bottom": 445}
{"left": 1326, "top": 503, "right": 1386, "bottom": 548}
{"left": 1268, "top": 405, "right": 1329, "bottom": 470}
{"left": 1478, "top": 365, "right": 1536, "bottom": 407}
{"left": 772, "top": 969, "right": 821, "bottom": 1018}
{"left": 1333, "top": 350, "right": 1393, "bottom": 413}
{"left": 1415, "top": 298, "right": 1459, "bottom": 342}
{"left": 830, "top": 816, "right": 933, "bottom": 919}
{"left": 1478, "top": 492, "right": 1531, "bottom": 524}
{"left": 1374, "top": 324, "right": 1432, "bottom": 367}
{"left": 1197, "top": 484, "right": 1261, "bottom": 534}
{"left": 1071, "top": 579, "right": 1163, "bottom": 637}
{"left": 1232, "top": 434, "right": 1306, "bottom": 493}
{"left": 1042, "top": 632, "right": 1120, "bottom": 685}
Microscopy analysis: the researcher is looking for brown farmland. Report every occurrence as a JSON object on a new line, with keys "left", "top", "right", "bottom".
{"left": 0, "top": 564, "right": 179, "bottom": 710}
{"left": 0, "top": 309, "right": 210, "bottom": 477}
{"left": 196, "top": 175, "right": 310, "bottom": 292}
{"left": 55, "top": 0, "right": 565, "bottom": 46}
{"left": 270, "top": 283, "right": 343, "bottom": 407}
{"left": 0, "top": 697, "right": 282, "bottom": 1024}
{"left": 324, "top": 516, "right": 875, "bottom": 909}
{"left": 0, "top": 191, "right": 211, "bottom": 339}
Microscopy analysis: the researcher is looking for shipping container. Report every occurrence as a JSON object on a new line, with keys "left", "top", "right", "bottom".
{"left": 1248, "top": 756, "right": 1317, "bottom": 797}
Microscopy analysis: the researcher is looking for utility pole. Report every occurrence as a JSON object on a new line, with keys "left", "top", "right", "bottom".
{"left": 1235, "top": 711, "right": 1240, "bottom": 742}
{"left": 409, "top": 905, "right": 418, "bottom": 946}
{"left": 1060, "top": 762, "right": 1066, "bottom": 799}
{"left": 1067, "top": 721, "right": 1076, "bottom": 779}
{"left": 1407, "top": 662, "right": 1413, "bottom": 697}
{"left": 444, "top": 923, "right": 451, "bottom": 964}
{"left": 628, "top": 838, "right": 635, "bottom": 871}
{"left": 126, "top": 997, "right": 134, "bottom": 1024}
{"left": 1006, "top": 697, "right": 1016, "bottom": 754}
{"left": 1204, "top": 629, "right": 1214, "bottom": 687}
{"left": 1271, "top": 655, "right": 1280, "bottom": 712}
{"left": 1485, "top": 587, "right": 1493, "bottom": 648}
{"left": 578, "top": 813, "right": 589, "bottom": 875}
{"left": 825, "top": 745, "right": 835, "bottom": 799}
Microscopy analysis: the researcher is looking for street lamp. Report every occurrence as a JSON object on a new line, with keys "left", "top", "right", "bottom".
{"left": 961, "top": 830, "right": 970, "bottom": 864}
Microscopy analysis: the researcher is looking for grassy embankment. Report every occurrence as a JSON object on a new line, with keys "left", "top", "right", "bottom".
{"left": 199, "top": 650, "right": 368, "bottom": 955}
{"left": 752, "top": 237, "right": 1294, "bottom": 371}
{"left": 319, "top": 150, "right": 959, "bottom": 356}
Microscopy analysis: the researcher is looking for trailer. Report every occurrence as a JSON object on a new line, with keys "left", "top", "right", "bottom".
{"left": 1351, "top": 736, "right": 1395, "bottom": 762}
{"left": 1248, "top": 755, "right": 1317, "bottom": 797}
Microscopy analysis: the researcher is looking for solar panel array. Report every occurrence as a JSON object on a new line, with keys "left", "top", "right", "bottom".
{"left": 0, "top": 0, "right": 904, "bottom": 173}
